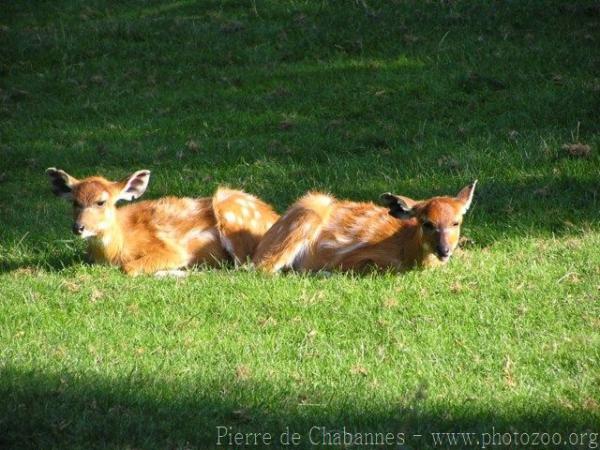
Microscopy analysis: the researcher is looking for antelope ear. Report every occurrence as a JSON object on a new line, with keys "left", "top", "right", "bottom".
{"left": 117, "top": 170, "right": 151, "bottom": 202}
{"left": 46, "top": 168, "right": 78, "bottom": 199}
{"left": 456, "top": 180, "right": 477, "bottom": 213}
{"left": 380, "top": 192, "right": 416, "bottom": 219}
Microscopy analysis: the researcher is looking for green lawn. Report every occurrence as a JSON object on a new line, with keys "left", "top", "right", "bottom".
{"left": 1, "top": 0, "right": 599, "bottom": 448}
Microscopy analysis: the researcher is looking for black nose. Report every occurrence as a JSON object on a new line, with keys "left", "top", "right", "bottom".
{"left": 72, "top": 223, "right": 84, "bottom": 235}
{"left": 436, "top": 245, "right": 450, "bottom": 258}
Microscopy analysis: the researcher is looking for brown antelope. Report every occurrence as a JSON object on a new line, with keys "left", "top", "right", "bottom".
{"left": 46, "top": 168, "right": 279, "bottom": 275}
{"left": 253, "top": 182, "right": 477, "bottom": 273}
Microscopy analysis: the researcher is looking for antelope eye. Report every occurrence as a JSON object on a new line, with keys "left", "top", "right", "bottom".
{"left": 452, "top": 222, "right": 460, "bottom": 227}
{"left": 423, "top": 221, "right": 435, "bottom": 230}
{"left": 96, "top": 200, "right": 106, "bottom": 207}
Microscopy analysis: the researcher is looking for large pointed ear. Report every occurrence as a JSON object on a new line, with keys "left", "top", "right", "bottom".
{"left": 380, "top": 192, "right": 416, "bottom": 219}
{"left": 116, "top": 170, "right": 151, "bottom": 202}
{"left": 456, "top": 180, "right": 477, "bottom": 214}
{"left": 46, "top": 168, "right": 78, "bottom": 199}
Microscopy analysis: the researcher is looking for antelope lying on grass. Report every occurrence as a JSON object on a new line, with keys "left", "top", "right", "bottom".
{"left": 46, "top": 168, "right": 279, "bottom": 275}
{"left": 253, "top": 182, "right": 477, "bottom": 273}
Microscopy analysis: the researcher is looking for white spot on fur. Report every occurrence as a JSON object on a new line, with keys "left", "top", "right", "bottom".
{"left": 182, "top": 198, "right": 196, "bottom": 208}
{"left": 81, "top": 229, "right": 96, "bottom": 239}
{"left": 241, "top": 207, "right": 250, "bottom": 217}
{"left": 266, "top": 221, "right": 274, "bottom": 229}
{"left": 336, "top": 234, "right": 353, "bottom": 244}
{"left": 253, "top": 210, "right": 261, "bottom": 219}
{"left": 250, "top": 219, "right": 258, "bottom": 229}
{"left": 158, "top": 198, "right": 197, "bottom": 220}
{"left": 235, "top": 198, "right": 251, "bottom": 207}
{"left": 185, "top": 228, "right": 217, "bottom": 244}
{"left": 316, "top": 195, "right": 333, "bottom": 205}
{"left": 225, "top": 212, "right": 236, "bottom": 223}
{"left": 214, "top": 189, "right": 233, "bottom": 203}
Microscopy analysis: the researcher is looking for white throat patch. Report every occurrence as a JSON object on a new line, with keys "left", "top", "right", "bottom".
{"left": 81, "top": 230, "right": 97, "bottom": 239}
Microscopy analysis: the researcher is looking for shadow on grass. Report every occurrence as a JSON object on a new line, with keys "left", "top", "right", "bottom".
{"left": 1, "top": 366, "right": 598, "bottom": 449}
{"left": 0, "top": 252, "right": 86, "bottom": 274}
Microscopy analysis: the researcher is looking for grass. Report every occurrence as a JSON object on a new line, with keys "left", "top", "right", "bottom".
{"left": 1, "top": 0, "right": 599, "bottom": 448}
